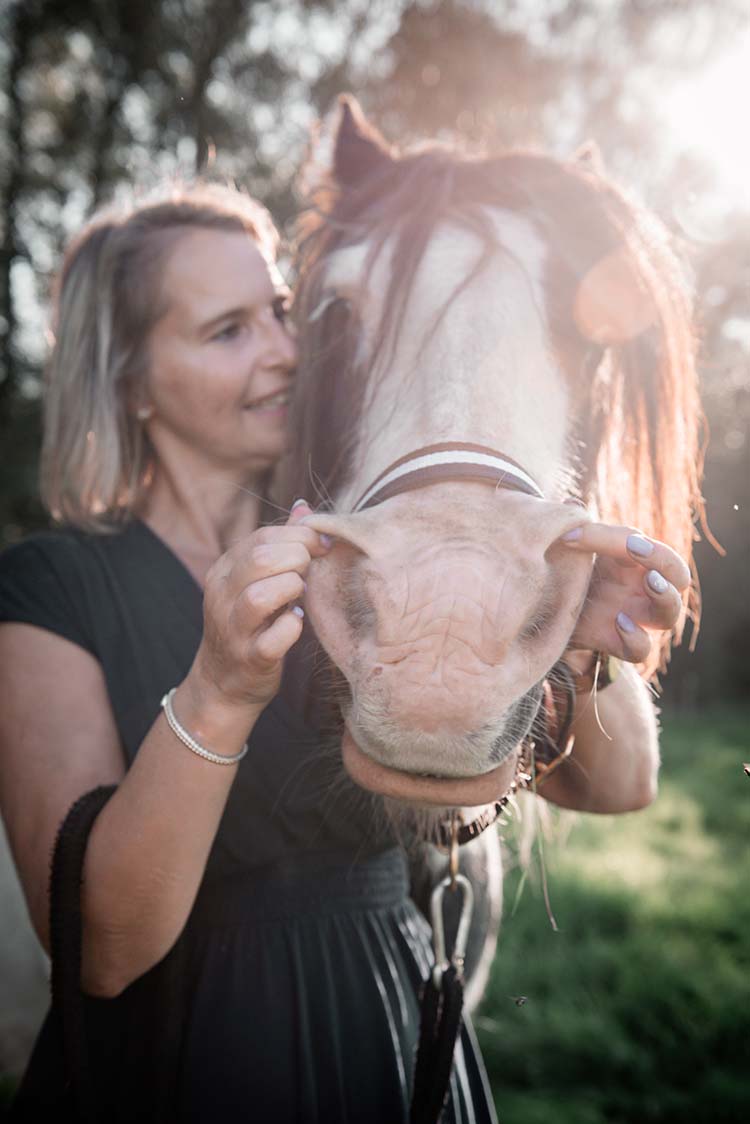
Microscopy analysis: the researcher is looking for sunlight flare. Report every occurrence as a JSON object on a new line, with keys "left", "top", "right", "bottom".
{"left": 664, "top": 29, "right": 750, "bottom": 209}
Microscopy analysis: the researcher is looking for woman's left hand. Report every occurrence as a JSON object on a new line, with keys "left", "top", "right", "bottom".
{"left": 560, "top": 524, "right": 691, "bottom": 664}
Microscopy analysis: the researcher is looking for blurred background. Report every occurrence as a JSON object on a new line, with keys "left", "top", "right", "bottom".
{"left": 0, "top": 1, "right": 748, "bottom": 1120}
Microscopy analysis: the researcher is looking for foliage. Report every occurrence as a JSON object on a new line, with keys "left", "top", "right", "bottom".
{"left": 478, "top": 709, "right": 750, "bottom": 1122}
{"left": 0, "top": 0, "right": 748, "bottom": 700}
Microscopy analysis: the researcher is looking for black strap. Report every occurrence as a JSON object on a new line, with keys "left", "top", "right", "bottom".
{"left": 49, "top": 784, "right": 117, "bottom": 1124}
{"left": 410, "top": 964, "right": 465, "bottom": 1124}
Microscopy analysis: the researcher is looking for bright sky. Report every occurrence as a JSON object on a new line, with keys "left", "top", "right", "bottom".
{"left": 663, "top": 27, "right": 750, "bottom": 210}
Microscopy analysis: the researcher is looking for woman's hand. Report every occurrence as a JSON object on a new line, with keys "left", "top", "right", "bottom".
{"left": 560, "top": 524, "right": 691, "bottom": 665}
{"left": 190, "top": 500, "right": 328, "bottom": 712}
{"left": 532, "top": 522, "right": 689, "bottom": 813}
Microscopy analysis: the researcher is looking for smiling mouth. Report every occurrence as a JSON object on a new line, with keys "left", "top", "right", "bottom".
{"left": 341, "top": 725, "right": 519, "bottom": 808}
{"left": 244, "top": 388, "right": 291, "bottom": 411}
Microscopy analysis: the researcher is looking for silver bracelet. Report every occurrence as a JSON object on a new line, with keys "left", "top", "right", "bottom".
{"left": 160, "top": 688, "right": 249, "bottom": 766}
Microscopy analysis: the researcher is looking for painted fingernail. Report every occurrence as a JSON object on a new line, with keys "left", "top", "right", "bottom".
{"left": 320, "top": 534, "right": 333, "bottom": 549}
{"left": 647, "top": 570, "right": 668, "bottom": 594}
{"left": 561, "top": 527, "right": 583, "bottom": 542}
{"left": 291, "top": 498, "right": 309, "bottom": 512}
{"left": 292, "top": 605, "right": 305, "bottom": 618}
{"left": 626, "top": 533, "right": 654, "bottom": 557}
{"left": 616, "top": 611, "right": 636, "bottom": 633}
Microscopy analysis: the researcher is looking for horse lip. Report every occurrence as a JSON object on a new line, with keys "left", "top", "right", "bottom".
{"left": 341, "top": 725, "right": 519, "bottom": 808}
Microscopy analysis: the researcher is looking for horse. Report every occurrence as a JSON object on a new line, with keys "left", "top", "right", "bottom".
{"left": 282, "top": 96, "right": 700, "bottom": 822}
{"left": 277, "top": 98, "right": 703, "bottom": 1007}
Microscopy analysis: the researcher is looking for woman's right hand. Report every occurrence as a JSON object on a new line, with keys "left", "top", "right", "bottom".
{"left": 561, "top": 522, "right": 690, "bottom": 666}
{"left": 189, "top": 500, "right": 329, "bottom": 713}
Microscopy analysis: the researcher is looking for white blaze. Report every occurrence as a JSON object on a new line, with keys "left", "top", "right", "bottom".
{"left": 322, "top": 211, "right": 571, "bottom": 511}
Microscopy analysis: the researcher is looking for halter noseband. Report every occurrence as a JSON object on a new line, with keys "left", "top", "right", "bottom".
{"left": 352, "top": 441, "right": 544, "bottom": 513}
{"left": 349, "top": 442, "right": 546, "bottom": 847}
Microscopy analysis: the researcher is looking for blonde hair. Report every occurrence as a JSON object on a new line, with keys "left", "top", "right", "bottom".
{"left": 41, "top": 183, "right": 279, "bottom": 531}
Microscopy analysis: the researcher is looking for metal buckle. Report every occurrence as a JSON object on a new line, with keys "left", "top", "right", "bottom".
{"left": 430, "top": 872, "right": 474, "bottom": 988}
{"left": 431, "top": 811, "right": 474, "bottom": 986}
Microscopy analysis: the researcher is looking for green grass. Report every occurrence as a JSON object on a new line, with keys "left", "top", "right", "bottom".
{"left": 477, "top": 709, "right": 750, "bottom": 1124}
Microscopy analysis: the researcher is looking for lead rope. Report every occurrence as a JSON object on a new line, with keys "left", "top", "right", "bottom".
{"left": 410, "top": 813, "right": 474, "bottom": 1124}
{"left": 408, "top": 663, "right": 576, "bottom": 1121}
{"left": 49, "top": 784, "right": 117, "bottom": 1123}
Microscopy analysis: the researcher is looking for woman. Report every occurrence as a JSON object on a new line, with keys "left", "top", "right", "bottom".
{"left": 0, "top": 182, "right": 688, "bottom": 1122}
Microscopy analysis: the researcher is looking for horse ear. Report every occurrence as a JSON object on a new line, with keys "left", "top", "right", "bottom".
{"left": 333, "top": 95, "right": 394, "bottom": 188}
{"left": 573, "top": 248, "right": 657, "bottom": 345}
{"left": 572, "top": 140, "right": 605, "bottom": 174}
{"left": 299, "top": 95, "right": 394, "bottom": 200}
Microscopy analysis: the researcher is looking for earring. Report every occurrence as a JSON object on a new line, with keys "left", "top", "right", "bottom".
{"left": 136, "top": 405, "right": 154, "bottom": 421}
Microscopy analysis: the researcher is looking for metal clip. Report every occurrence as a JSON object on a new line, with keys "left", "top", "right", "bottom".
{"left": 430, "top": 872, "right": 474, "bottom": 988}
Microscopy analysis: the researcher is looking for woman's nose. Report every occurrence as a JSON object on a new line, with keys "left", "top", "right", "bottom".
{"left": 263, "top": 309, "right": 297, "bottom": 371}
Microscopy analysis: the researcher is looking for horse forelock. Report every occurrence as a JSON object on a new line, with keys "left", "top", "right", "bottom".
{"left": 288, "top": 152, "right": 560, "bottom": 506}
{"left": 284, "top": 143, "right": 703, "bottom": 672}
{"left": 289, "top": 148, "right": 633, "bottom": 505}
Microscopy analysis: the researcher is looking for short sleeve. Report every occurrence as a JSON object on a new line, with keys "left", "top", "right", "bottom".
{"left": 0, "top": 533, "right": 97, "bottom": 655}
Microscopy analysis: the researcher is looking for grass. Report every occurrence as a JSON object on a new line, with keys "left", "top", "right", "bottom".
{"left": 477, "top": 708, "right": 750, "bottom": 1124}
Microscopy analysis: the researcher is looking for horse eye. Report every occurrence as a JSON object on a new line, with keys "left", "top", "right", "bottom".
{"left": 309, "top": 292, "right": 352, "bottom": 323}
{"left": 273, "top": 295, "right": 290, "bottom": 322}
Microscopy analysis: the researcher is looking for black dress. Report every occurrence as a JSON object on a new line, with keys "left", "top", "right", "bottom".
{"left": 0, "top": 520, "right": 497, "bottom": 1123}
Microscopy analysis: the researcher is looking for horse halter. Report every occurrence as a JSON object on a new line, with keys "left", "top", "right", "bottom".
{"left": 350, "top": 443, "right": 569, "bottom": 1124}
{"left": 350, "top": 440, "right": 550, "bottom": 848}
{"left": 352, "top": 440, "right": 544, "bottom": 512}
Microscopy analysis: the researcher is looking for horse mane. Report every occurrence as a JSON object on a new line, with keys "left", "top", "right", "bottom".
{"left": 281, "top": 140, "right": 707, "bottom": 675}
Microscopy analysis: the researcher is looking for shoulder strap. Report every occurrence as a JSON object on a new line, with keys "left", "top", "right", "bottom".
{"left": 49, "top": 785, "right": 117, "bottom": 1124}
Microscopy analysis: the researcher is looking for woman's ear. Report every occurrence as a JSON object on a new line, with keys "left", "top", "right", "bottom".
{"left": 124, "top": 378, "right": 154, "bottom": 422}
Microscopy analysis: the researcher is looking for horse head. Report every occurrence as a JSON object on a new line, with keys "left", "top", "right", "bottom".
{"left": 283, "top": 97, "right": 700, "bottom": 812}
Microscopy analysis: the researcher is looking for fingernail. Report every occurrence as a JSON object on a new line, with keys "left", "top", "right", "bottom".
{"left": 626, "top": 533, "right": 654, "bottom": 558}
{"left": 561, "top": 527, "right": 583, "bottom": 542}
{"left": 647, "top": 570, "right": 668, "bottom": 594}
{"left": 616, "top": 611, "right": 636, "bottom": 633}
{"left": 291, "top": 498, "right": 309, "bottom": 512}
{"left": 292, "top": 605, "right": 305, "bottom": 618}
{"left": 320, "top": 534, "right": 333, "bottom": 549}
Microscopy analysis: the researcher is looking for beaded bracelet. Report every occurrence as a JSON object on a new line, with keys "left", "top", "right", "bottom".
{"left": 160, "top": 688, "right": 249, "bottom": 766}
